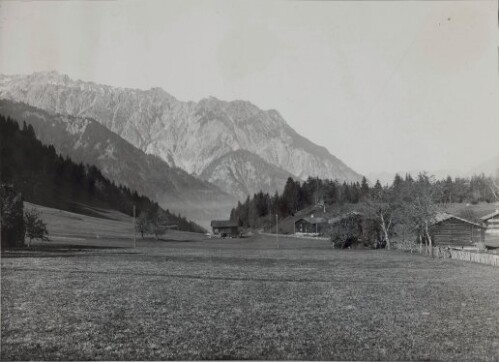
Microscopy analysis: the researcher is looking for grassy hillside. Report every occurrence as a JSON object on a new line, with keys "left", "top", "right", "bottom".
{"left": 0, "top": 115, "right": 205, "bottom": 233}
{"left": 23, "top": 202, "right": 206, "bottom": 248}
{"left": 24, "top": 202, "right": 134, "bottom": 241}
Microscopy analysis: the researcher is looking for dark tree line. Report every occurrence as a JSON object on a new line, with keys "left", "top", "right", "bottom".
{"left": 0, "top": 185, "right": 49, "bottom": 248}
{"left": 0, "top": 115, "right": 205, "bottom": 233}
{"left": 0, "top": 185, "right": 25, "bottom": 248}
{"left": 435, "top": 175, "right": 498, "bottom": 204}
{"left": 229, "top": 172, "right": 498, "bottom": 233}
{"left": 230, "top": 176, "right": 373, "bottom": 229}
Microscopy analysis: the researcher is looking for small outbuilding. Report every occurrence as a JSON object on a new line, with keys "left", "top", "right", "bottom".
{"left": 430, "top": 212, "right": 485, "bottom": 247}
{"left": 481, "top": 209, "right": 499, "bottom": 250}
{"left": 210, "top": 220, "right": 239, "bottom": 238}
{"left": 481, "top": 209, "right": 499, "bottom": 234}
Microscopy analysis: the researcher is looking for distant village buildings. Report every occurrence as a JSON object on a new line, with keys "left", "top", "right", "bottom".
{"left": 214, "top": 204, "right": 499, "bottom": 250}
{"left": 290, "top": 209, "right": 494, "bottom": 250}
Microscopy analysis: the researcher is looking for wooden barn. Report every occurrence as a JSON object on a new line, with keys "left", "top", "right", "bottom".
{"left": 210, "top": 220, "right": 239, "bottom": 237}
{"left": 430, "top": 213, "right": 485, "bottom": 248}
{"left": 295, "top": 216, "right": 328, "bottom": 234}
{"left": 481, "top": 209, "right": 499, "bottom": 249}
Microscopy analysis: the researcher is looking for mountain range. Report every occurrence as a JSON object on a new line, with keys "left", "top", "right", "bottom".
{"left": 200, "top": 149, "right": 296, "bottom": 200}
{"left": 0, "top": 71, "right": 363, "bottom": 225}
{"left": 0, "top": 72, "right": 362, "bottom": 195}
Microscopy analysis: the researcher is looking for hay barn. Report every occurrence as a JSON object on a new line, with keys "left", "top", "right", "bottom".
{"left": 430, "top": 213, "right": 485, "bottom": 247}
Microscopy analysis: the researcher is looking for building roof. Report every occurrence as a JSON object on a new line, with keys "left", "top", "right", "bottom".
{"left": 296, "top": 216, "right": 328, "bottom": 225}
{"left": 485, "top": 239, "right": 499, "bottom": 249}
{"left": 328, "top": 211, "right": 363, "bottom": 225}
{"left": 432, "top": 212, "right": 485, "bottom": 228}
{"left": 211, "top": 220, "right": 238, "bottom": 228}
{"left": 480, "top": 210, "right": 499, "bottom": 221}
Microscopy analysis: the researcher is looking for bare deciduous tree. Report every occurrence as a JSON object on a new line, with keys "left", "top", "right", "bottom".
{"left": 487, "top": 177, "right": 499, "bottom": 201}
{"left": 135, "top": 211, "right": 150, "bottom": 239}
{"left": 400, "top": 173, "right": 440, "bottom": 254}
{"left": 362, "top": 180, "right": 397, "bottom": 250}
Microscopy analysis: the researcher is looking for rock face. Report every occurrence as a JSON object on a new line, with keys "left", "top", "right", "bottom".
{"left": 200, "top": 149, "right": 296, "bottom": 201}
{"left": 0, "top": 71, "right": 363, "bottom": 199}
{"left": 0, "top": 100, "right": 236, "bottom": 228}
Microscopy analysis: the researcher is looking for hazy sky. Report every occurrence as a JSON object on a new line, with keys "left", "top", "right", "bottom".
{"left": 0, "top": 0, "right": 497, "bottom": 175}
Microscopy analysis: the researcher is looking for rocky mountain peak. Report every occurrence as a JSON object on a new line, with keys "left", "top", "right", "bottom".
{"left": 0, "top": 71, "right": 363, "bottom": 201}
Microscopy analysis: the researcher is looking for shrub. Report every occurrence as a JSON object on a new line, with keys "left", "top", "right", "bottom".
{"left": 24, "top": 207, "right": 49, "bottom": 247}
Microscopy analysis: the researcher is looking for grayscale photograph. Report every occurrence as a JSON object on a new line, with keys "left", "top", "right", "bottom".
{"left": 0, "top": 0, "right": 498, "bottom": 360}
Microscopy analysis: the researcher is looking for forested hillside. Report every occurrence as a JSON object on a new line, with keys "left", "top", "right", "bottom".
{"left": 231, "top": 174, "right": 499, "bottom": 230}
{"left": 0, "top": 99, "right": 236, "bottom": 227}
{"left": 0, "top": 115, "right": 205, "bottom": 233}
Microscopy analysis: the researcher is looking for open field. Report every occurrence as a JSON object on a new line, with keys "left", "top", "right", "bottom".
{"left": 2, "top": 231, "right": 499, "bottom": 361}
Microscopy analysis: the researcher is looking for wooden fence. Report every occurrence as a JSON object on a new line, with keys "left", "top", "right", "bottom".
{"left": 401, "top": 245, "right": 499, "bottom": 267}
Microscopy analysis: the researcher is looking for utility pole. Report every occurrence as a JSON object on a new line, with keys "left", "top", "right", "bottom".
{"left": 268, "top": 197, "right": 271, "bottom": 232}
{"left": 133, "top": 205, "right": 136, "bottom": 248}
{"left": 276, "top": 214, "right": 279, "bottom": 248}
{"left": 293, "top": 208, "right": 296, "bottom": 235}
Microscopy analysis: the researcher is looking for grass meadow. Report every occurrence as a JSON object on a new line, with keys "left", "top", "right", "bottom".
{"left": 1, "top": 204, "right": 499, "bottom": 360}
{"left": 2, "top": 233, "right": 499, "bottom": 361}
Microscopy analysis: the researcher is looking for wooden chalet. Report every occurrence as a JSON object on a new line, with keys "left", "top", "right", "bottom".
{"left": 210, "top": 220, "right": 239, "bottom": 237}
{"left": 295, "top": 216, "right": 328, "bottom": 234}
{"left": 429, "top": 212, "right": 485, "bottom": 248}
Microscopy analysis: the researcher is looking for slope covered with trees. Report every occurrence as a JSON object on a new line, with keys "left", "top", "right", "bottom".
{"left": 0, "top": 115, "right": 205, "bottom": 233}
{"left": 230, "top": 173, "right": 499, "bottom": 244}
{"left": 0, "top": 99, "right": 236, "bottom": 227}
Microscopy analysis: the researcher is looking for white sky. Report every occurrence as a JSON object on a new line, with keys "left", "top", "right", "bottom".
{"left": 0, "top": 0, "right": 498, "bottom": 175}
